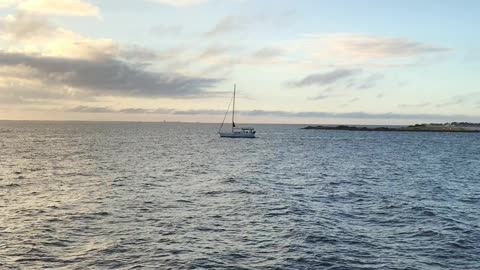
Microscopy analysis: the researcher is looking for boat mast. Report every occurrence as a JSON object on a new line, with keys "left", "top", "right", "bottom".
{"left": 232, "top": 84, "right": 236, "bottom": 132}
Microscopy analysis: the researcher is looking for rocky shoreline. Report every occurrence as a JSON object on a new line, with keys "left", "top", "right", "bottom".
{"left": 302, "top": 125, "right": 480, "bottom": 133}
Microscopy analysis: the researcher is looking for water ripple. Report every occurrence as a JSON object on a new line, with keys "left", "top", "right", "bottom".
{"left": 0, "top": 122, "right": 479, "bottom": 269}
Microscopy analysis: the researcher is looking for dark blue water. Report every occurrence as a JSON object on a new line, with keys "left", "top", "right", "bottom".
{"left": 1, "top": 121, "right": 479, "bottom": 269}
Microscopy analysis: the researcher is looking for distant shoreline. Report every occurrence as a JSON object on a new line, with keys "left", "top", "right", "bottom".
{"left": 303, "top": 125, "right": 480, "bottom": 133}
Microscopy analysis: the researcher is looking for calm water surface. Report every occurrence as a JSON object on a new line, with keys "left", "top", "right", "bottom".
{"left": 0, "top": 121, "right": 479, "bottom": 269}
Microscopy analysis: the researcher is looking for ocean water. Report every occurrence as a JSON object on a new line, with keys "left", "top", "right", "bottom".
{"left": 1, "top": 121, "right": 479, "bottom": 270}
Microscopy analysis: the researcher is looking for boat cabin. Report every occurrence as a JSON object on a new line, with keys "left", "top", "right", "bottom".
{"left": 235, "top": 127, "right": 256, "bottom": 134}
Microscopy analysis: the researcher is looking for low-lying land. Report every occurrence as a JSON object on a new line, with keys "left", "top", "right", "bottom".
{"left": 303, "top": 123, "right": 480, "bottom": 133}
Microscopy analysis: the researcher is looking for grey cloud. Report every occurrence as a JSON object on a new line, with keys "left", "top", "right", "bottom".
{"left": 252, "top": 48, "right": 283, "bottom": 59}
{"left": 243, "top": 110, "right": 477, "bottom": 121}
{"left": 292, "top": 69, "right": 384, "bottom": 94}
{"left": 119, "top": 46, "right": 158, "bottom": 63}
{"left": 63, "top": 106, "right": 479, "bottom": 122}
{"left": 0, "top": 82, "right": 94, "bottom": 105}
{"left": 173, "top": 109, "right": 225, "bottom": 115}
{"left": 401, "top": 93, "right": 480, "bottom": 109}
{"left": 349, "top": 97, "right": 359, "bottom": 103}
{"left": 357, "top": 74, "right": 384, "bottom": 90}
{"left": 67, "top": 106, "right": 173, "bottom": 114}
{"left": 153, "top": 45, "right": 240, "bottom": 77}
{"left": 66, "top": 106, "right": 113, "bottom": 113}
{"left": 204, "top": 16, "right": 250, "bottom": 37}
{"left": 435, "top": 92, "right": 480, "bottom": 108}
{"left": 152, "top": 108, "right": 176, "bottom": 114}
{"left": 388, "top": 40, "right": 447, "bottom": 55}
{"left": 309, "top": 94, "right": 332, "bottom": 101}
{"left": 436, "top": 100, "right": 464, "bottom": 108}
{"left": 118, "top": 108, "right": 152, "bottom": 114}
{"left": 340, "top": 36, "right": 450, "bottom": 57}
{"left": 0, "top": 51, "right": 221, "bottom": 98}
{"left": 290, "top": 69, "right": 360, "bottom": 87}
{"left": 398, "top": 103, "right": 431, "bottom": 108}
{"left": 197, "top": 45, "right": 233, "bottom": 59}
{"left": 66, "top": 106, "right": 225, "bottom": 115}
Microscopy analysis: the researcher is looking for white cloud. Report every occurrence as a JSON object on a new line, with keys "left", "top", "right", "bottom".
{"left": 323, "top": 34, "right": 449, "bottom": 59}
{"left": 204, "top": 16, "right": 250, "bottom": 36}
{"left": 0, "top": 0, "right": 20, "bottom": 8}
{"left": 0, "top": 12, "right": 53, "bottom": 40}
{"left": 0, "top": 12, "right": 116, "bottom": 60}
{"left": 148, "top": 0, "right": 208, "bottom": 7}
{"left": 15, "top": 0, "right": 99, "bottom": 17}
{"left": 293, "top": 34, "right": 450, "bottom": 64}
{"left": 148, "top": 0, "right": 244, "bottom": 7}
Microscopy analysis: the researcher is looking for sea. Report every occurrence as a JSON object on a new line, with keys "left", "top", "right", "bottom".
{"left": 1, "top": 121, "right": 479, "bottom": 270}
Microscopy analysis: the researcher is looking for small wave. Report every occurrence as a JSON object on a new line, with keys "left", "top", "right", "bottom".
{"left": 195, "top": 226, "right": 226, "bottom": 233}
{"left": 411, "top": 229, "right": 441, "bottom": 237}
{"left": 203, "top": 190, "right": 224, "bottom": 196}
{"left": 448, "top": 239, "right": 475, "bottom": 249}
{"left": 93, "top": 211, "right": 110, "bottom": 216}
{"left": 223, "top": 177, "right": 237, "bottom": 183}
{"left": 176, "top": 199, "right": 193, "bottom": 203}
{"left": 264, "top": 211, "right": 289, "bottom": 217}
{"left": 228, "top": 189, "right": 265, "bottom": 195}
{"left": 0, "top": 183, "right": 21, "bottom": 189}
{"left": 305, "top": 234, "right": 337, "bottom": 244}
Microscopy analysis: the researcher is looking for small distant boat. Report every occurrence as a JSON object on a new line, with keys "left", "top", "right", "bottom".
{"left": 218, "top": 84, "right": 256, "bottom": 138}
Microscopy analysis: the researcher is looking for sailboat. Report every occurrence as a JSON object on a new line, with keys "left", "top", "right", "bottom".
{"left": 218, "top": 84, "right": 256, "bottom": 138}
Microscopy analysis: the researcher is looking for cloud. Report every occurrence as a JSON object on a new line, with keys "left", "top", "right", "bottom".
{"left": 204, "top": 16, "right": 251, "bottom": 37}
{"left": 289, "top": 68, "right": 385, "bottom": 95}
{"left": 66, "top": 105, "right": 112, "bottom": 113}
{"left": 66, "top": 106, "right": 178, "bottom": 114}
{"left": 0, "top": 0, "right": 20, "bottom": 8}
{"left": 349, "top": 97, "right": 359, "bottom": 103}
{"left": 119, "top": 108, "right": 159, "bottom": 114}
{"left": 398, "top": 103, "right": 431, "bottom": 108}
{"left": 435, "top": 92, "right": 480, "bottom": 108}
{"left": 357, "top": 73, "right": 384, "bottom": 90}
{"left": 243, "top": 110, "right": 478, "bottom": 121}
{"left": 197, "top": 45, "right": 233, "bottom": 60}
{"left": 0, "top": 12, "right": 116, "bottom": 60}
{"left": 65, "top": 106, "right": 221, "bottom": 115}
{"left": 0, "top": 69, "right": 95, "bottom": 104}
{"left": 118, "top": 45, "right": 159, "bottom": 63}
{"left": 0, "top": 11, "right": 53, "bottom": 40}
{"left": 290, "top": 68, "right": 360, "bottom": 87}
{"left": 0, "top": 51, "right": 221, "bottom": 98}
{"left": 309, "top": 94, "right": 332, "bottom": 101}
{"left": 148, "top": 0, "right": 244, "bottom": 8}
{"left": 148, "top": 0, "right": 207, "bottom": 7}
{"left": 62, "top": 106, "right": 480, "bottom": 121}
{"left": 17, "top": 0, "right": 99, "bottom": 17}
{"left": 251, "top": 47, "right": 284, "bottom": 59}
{"left": 0, "top": 86, "right": 79, "bottom": 105}
{"left": 320, "top": 34, "right": 450, "bottom": 60}
{"left": 285, "top": 34, "right": 450, "bottom": 67}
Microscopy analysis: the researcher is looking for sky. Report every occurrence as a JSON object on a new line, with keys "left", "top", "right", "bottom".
{"left": 0, "top": 0, "right": 479, "bottom": 124}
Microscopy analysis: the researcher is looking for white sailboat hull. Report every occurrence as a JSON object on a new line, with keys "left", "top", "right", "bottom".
{"left": 219, "top": 132, "right": 256, "bottom": 138}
